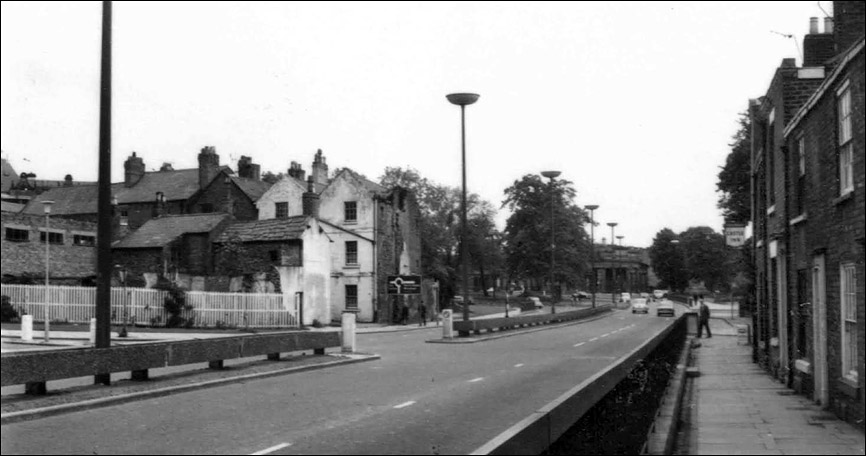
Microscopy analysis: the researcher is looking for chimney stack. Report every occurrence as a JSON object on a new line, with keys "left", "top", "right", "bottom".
{"left": 824, "top": 17, "right": 834, "bottom": 34}
{"left": 159, "top": 162, "right": 174, "bottom": 172}
{"left": 198, "top": 146, "right": 221, "bottom": 190}
{"left": 311, "top": 149, "right": 329, "bottom": 187}
{"left": 237, "top": 155, "right": 261, "bottom": 180}
{"left": 64, "top": 174, "right": 73, "bottom": 187}
{"left": 803, "top": 16, "right": 835, "bottom": 66}
{"left": 302, "top": 175, "right": 320, "bottom": 218}
{"left": 288, "top": 161, "right": 306, "bottom": 181}
{"left": 124, "top": 152, "right": 145, "bottom": 187}
{"left": 154, "top": 191, "right": 166, "bottom": 217}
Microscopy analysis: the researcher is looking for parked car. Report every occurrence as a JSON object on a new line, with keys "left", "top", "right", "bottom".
{"left": 657, "top": 299, "right": 675, "bottom": 317}
{"left": 620, "top": 292, "right": 631, "bottom": 303}
{"left": 528, "top": 296, "right": 544, "bottom": 309}
{"left": 452, "top": 295, "right": 474, "bottom": 306}
{"left": 640, "top": 292, "right": 650, "bottom": 299}
{"left": 631, "top": 298, "right": 649, "bottom": 314}
{"left": 572, "top": 291, "right": 591, "bottom": 300}
{"left": 653, "top": 289, "right": 666, "bottom": 300}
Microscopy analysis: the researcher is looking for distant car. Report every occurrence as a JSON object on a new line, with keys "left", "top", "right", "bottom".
{"left": 657, "top": 299, "right": 675, "bottom": 317}
{"left": 620, "top": 292, "right": 631, "bottom": 303}
{"left": 631, "top": 298, "right": 649, "bottom": 314}
{"left": 528, "top": 296, "right": 544, "bottom": 309}
{"left": 452, "top": 296, "right": 474, "bottom": 306}
{"left": 572, "top": 291, "right": 591, "bottom": 300}
{"left": 640, "top": 292, "right": 650, "bottom": 299}
{"left": 653, "top": 290, "right": 666, "bottom": 300}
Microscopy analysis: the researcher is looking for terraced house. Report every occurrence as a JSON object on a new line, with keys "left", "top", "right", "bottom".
{"left": 750, "top": 1, "right": 864, "bottom": 428}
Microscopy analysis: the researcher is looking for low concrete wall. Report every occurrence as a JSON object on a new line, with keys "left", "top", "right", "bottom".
{"left": 453, "top": 305, "right": 611, "bottom": 337}
{"left": 1, "top": 331, "right": 340, "bottom": 390}
{"left": 471, "top": 314, "right": 686, "bottom": 455}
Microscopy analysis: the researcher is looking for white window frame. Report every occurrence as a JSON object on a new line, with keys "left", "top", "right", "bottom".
{"left": 840, "top": 263, "right": 858, "bottom": 382}
{"left": 837, "top": 81, "right": 854, "bottom": 196}
{"left": 344, "top": 201, "right": 358, "bottom": 223}
{"left": 345, "top": 241, "right": 358, "bottom": 266}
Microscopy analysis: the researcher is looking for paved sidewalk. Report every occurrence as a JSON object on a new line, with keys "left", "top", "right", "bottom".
{"left": 681, "top": 318, "right": 865, "bottom": 455}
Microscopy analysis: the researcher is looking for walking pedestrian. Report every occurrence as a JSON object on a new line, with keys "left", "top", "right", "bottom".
{"left": 418, "top": 302, "right": 427, "bottom": 326}
{"left": 698, "top": 296, "right": 712, "bottom": 338}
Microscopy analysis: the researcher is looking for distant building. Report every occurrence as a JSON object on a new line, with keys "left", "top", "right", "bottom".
{"left": 750, "top": 1, "right": 864, "bottom": 428}
{"left": 21, "top": 147, "right": 270, "bottom": 229}
{"left": 1, "top": 212, "right": 97, "bottom": 285}
{"left": 1, "top": 157, "right": 94, "bottom": 206}
{"left": 592, "top": 244, "right": 650, "bottom": 295}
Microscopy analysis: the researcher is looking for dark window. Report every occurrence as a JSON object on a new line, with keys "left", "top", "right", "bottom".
{"left": 120, "top": 210, "right": 129, "bottom": 226}
{"left": 768, "top": 121, "right": 776, "bottom": 206}
{"left": 5, "top": 228, "right": 29, "bottom": 242}
{"left": 199, "top": 203, "right": 214, "bottom": 213}
{"left": 73, "top": 234, "right": 95, "bottom": 246}
{"left": 346, "top": 285, "right": 358, "bottom": 308}
{"left": 275, "top": 202, "right": 288, "bottom": 219}
{"left": 345, "top": 241, "right": 358, "bottom": 265}
{"left": 270, "top": 250, "right": 280, "bottom": 263}
{"left": 796, "top": 135, "right": 806, "bottom": 216}
{"left": 796, "top": 269, "right": 809, "bottom": 359}
{"left": 344, "top": 201, "right": 357, "bottom": 223}
{"left": 40, "top": 231, "right": 64, "bottom": 245}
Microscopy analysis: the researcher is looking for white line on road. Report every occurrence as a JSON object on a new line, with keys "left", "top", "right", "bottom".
{"left": 600, "top": 333, "right": 609, "bottom": 338}
{"left": 514, "top": 363, "right": 524, "bottom": 368}
{"left": 589, "top": 337, "right": 599, "bottom": 342}
{"left": 469, "top": 377, "right": 484, "bottom": 383}
{"left": 251, "top": 443, "right": 292, "bottom": 455}
{"left": 394, "top": 401, "right": 416, "bottom": 409}
{"left": 574, "top": 342, "right": 585, "bottom": 347}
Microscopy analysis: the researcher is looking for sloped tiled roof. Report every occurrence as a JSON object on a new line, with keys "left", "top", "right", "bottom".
{"left": 215, "top": 216, "right": 310, "bottom": 243}
{"left": 1, "top": 201, "right": 25, "bottom": 213}
{"left": 115, "top": 168, "right": 203, "bottom": 203}
{"left": 231, "top": 176, "right": 272, "bottom": 202}
{"left": 22, "top": 184, "right": 123, "bottom": 216}
{"left": 113, "top": 213, "right": 230, "bottom": 249}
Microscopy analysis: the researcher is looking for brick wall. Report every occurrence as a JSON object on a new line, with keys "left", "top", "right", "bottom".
{"left": 375, "top": 190, "right": 423, "bottom": 323}
{"left": 213, "top": 240, "right": 302, "bottom": 293}
{"left": 112, "top": 248, "right": 163, "bottom": 288}
{"left": 788, "top": 51, "right": 864, "bottom": 428}
{"left": 187, "top": 178, "right": 259, "bottom": 221}
{"left": 1, "top": 213, "right": 97, "bottom": 283}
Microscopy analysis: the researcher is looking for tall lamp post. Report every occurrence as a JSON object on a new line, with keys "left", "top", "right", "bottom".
{"left": 616, "top": 235, "right": 624, "bottom": 246}
{"left": 446, "top": 92, "right": 480, "bottom": 324}
{"left": 541, "top": 170, "right": 561, "bottom": 314}
{"left": 607, "top": 222, "right": 618, "bottom": 305}
{"left": 585, "top": 205, "right": 599, "bottom": 308}
{"left": 116, "top": 265, "right": 128, "bottom": 337}
{"left": 42, "top": 200, "right": 55, "bottom": 343}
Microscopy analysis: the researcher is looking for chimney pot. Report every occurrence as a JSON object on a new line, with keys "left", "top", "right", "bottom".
{"left": 809, "top": 17, "right": 819, "bottom": 34}
{"left": 824, "top": 17, "right": 833, "bottom": 34}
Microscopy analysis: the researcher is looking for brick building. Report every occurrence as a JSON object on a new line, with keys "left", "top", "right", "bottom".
{"left": 750, "top": 1, "right": 864, "bottom": 428}
{"left": 22, "top": 147, "right": 269, "bottom": 229}
{"left": 1, "top": 212, "right": 97, "bottom": 285}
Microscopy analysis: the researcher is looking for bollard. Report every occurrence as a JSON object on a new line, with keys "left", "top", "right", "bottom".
{"left": 441, "top": 309, "right": 454, "bottom": 339}
{"left": 341, "top": 310, "right": 357, "bottom": 353}
{"left": 685, "top": 311, "right": 698, "bottom": 336}
{"left": 21, "top": 315, "right": 33, "bottom": 342}
{"left": 89, "top": 318, "right": 97, "bottom": 345}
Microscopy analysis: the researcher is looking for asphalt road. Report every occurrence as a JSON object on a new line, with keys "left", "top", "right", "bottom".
{"left": 1, "top": 303, "right": 681, "bottom": 455}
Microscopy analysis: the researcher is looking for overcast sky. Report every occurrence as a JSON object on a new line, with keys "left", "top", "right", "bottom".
{"left": 1, "top": 1, "right": 831, "bottom": 246}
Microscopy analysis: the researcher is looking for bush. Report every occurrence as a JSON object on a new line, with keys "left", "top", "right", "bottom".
{"left": 1, "top": 295, "right": 19, "bottom": 323}
{"left": 154, "top": 277, "right": 192, "bottom": 328}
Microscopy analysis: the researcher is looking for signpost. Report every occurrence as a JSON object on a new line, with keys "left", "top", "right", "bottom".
{"left": 387, "top": 275, "right": 422, "bottom": 295}
{"left": 724, "top": 224, "right": 747, "bottom": 318}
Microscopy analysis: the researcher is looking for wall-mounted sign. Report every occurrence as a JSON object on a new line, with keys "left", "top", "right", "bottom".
{"left": 387, "top": 275, "right": 422, "bottom": 295}
{"left": 724, "top": 224, "right": 747, "bottom": 248}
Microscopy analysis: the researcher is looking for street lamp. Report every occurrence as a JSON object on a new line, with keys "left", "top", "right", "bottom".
{"left": 541, "top": 170, "right": 561, "bottom": 314}
{"left": 585, "top": 205, "right": 599, "bottom": 308}
{"left": 607, "top": 222, "right": 618, "bottom": 305}
{"left": 116, "top": 265, "right": 128, "bottom": 337}
{"left": 447, "top": 92, "right": 479, "bottom": 324}
{"left": 42, "top": 200, "right": 55, "bottom": 343}
{"left": 617, "top": 235, "right": 624, "bottom": 246}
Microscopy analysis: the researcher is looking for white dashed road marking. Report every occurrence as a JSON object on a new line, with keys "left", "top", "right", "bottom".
{"left": 589, "top": 337, "right": 599, "bottom": 342}
{"left": 469, "top": 377, "right": 484, "bottom": 383}
{"left": 514, "top": 364, "right": 524, "bottom": 368}
{"left": 601, "top": 333, "right": 609, "bottom": 338}
{"left": 394, "top": 401, "right": 416, "bottom": 409}
{"left": 251, "top": 443, "right": 292, "bottom": 455}
{"left": 574, "top": 342, "right": 585, "bottom": 347}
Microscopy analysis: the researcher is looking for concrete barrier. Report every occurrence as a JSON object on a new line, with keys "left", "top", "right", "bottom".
{"left": 453, "top": 305, "right": 611, "bottom": 337}
{"left": 1, "top": 331, "right": 340, "bottom": 393}
{"left": 472, "top": 314, "right": 686, "bottom": 455}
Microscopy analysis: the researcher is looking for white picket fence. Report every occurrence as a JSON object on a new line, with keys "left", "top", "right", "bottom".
{"left": 1, "top": 284, "right": 298, "bottom": 329}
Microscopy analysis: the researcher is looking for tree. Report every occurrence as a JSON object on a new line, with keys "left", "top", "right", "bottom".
{"left": 261, "top": 171, "right": 285, "bottom": 185}
{"left": 501, "top": 174, "right": 589, "bottom": 298}
{"left": 717, "top": 112, "right": 751, "bottom": 224}
{"left": 379, "top": 167, "right": 503, "bottom": 301}
{"left": 648, "top": 228, "right": 687, "bottom": 290}
{"left": 679, "top": 226, "right": 729, "bottom": 292}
